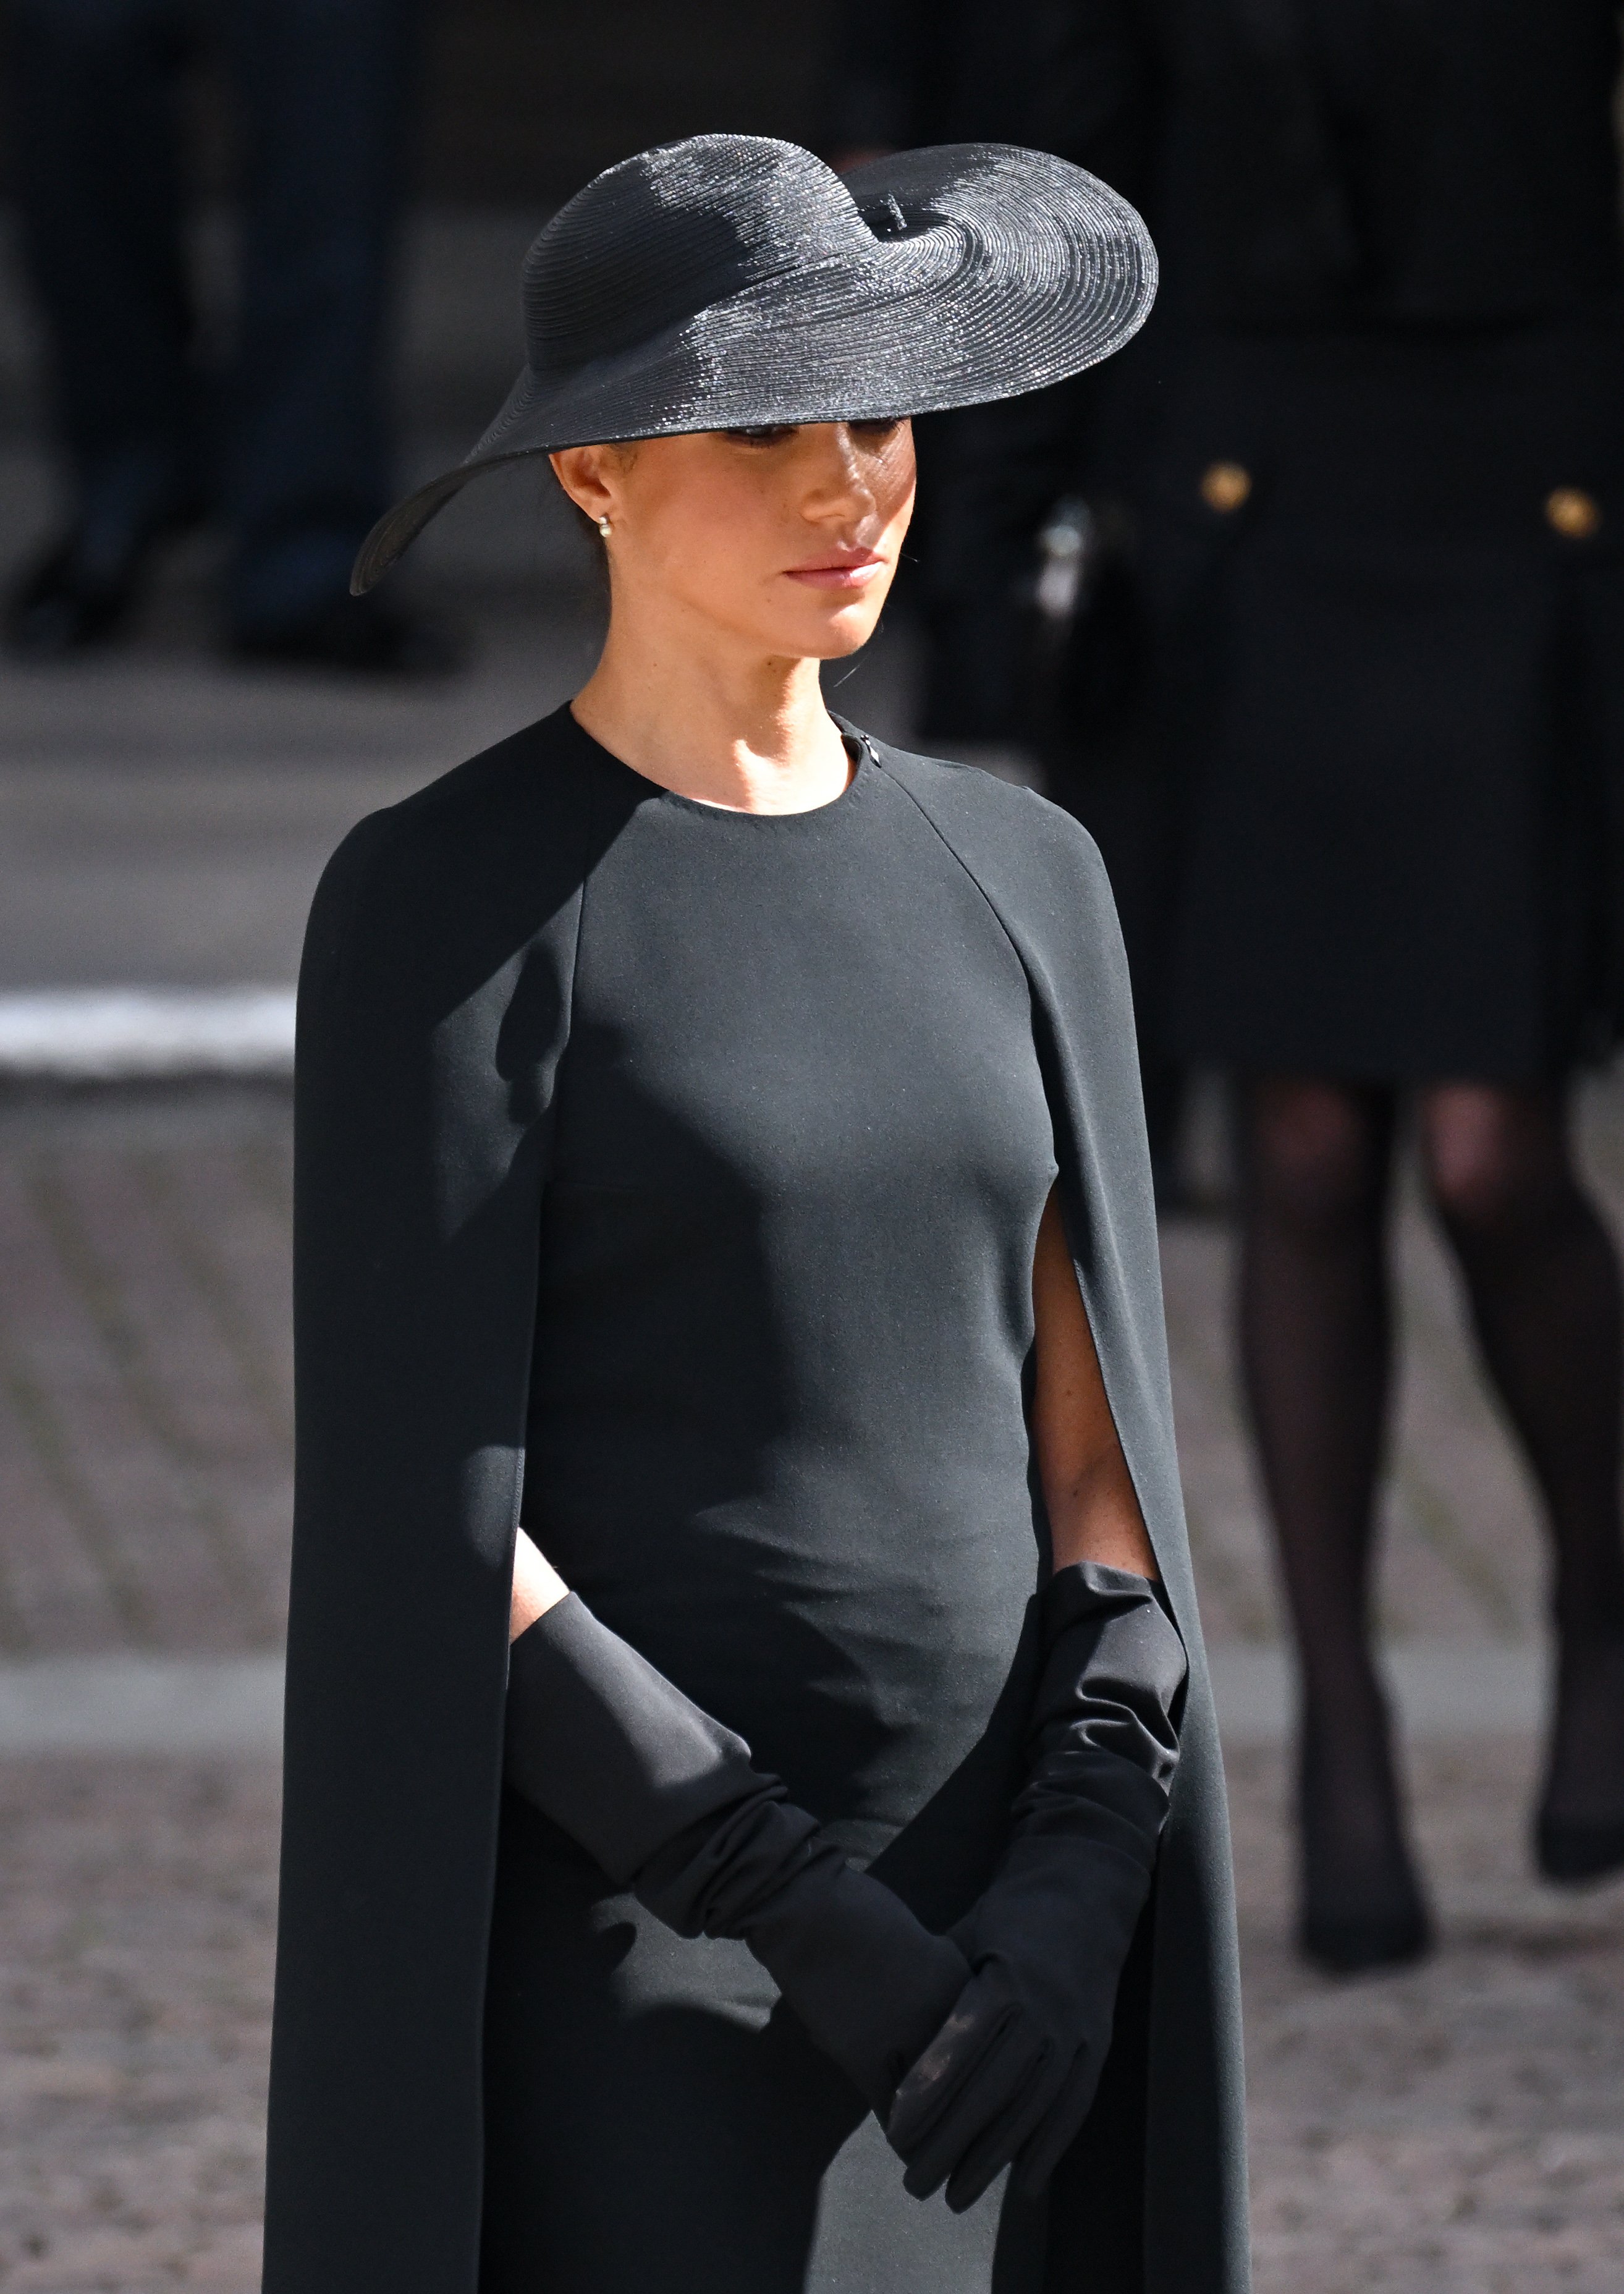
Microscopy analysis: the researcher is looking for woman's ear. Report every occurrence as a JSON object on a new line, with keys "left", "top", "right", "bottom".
{"left": 550, "top": 445, "right": 614, "bottom": 527}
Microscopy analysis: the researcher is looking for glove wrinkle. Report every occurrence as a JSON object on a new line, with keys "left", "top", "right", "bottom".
{"left": 504, "top": 1593, "right": 970, "bottom": 2118}
{"left": 503, "top": 1589, "right": 766, "bottom": 1881}
{"left": 886, "top": 1562, "right": 1188, "bottom": 2212}
{"left": 636, "top": 1794, "right": 829, "bottom": 1937}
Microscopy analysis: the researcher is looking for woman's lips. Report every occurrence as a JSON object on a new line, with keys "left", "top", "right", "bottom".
{"left": 784, "top": 555, "right": 887, "bottom": 591}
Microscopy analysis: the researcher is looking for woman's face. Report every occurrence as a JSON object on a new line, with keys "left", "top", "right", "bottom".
{"left": 551, "top": 420, "right": 916, "bottom": 661}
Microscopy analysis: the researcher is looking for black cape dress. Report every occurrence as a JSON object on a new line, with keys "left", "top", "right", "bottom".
{"left": 263, "top": 706, "right": 1248, "bottom": 2294}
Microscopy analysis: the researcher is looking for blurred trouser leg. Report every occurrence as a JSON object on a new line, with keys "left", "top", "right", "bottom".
{"left": 218, "top": 0, "right": 421, "bottom": 638}
{"left": 7, "top": 0, "right": 203, "bottom": 641}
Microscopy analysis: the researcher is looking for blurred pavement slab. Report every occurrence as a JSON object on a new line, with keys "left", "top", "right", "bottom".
{"left": 0, "top": 1660, "right": 284, "bottom": 1757}
{"left": 1, "top": 1742, "right": 1618, "bottom": 2294}
{"left": 0, "top": 993, "right": 297, "bottom": 1082}
{"left": 1231, "top": 1734, "right": 1624, "bottom": 2294}
{"left": 0, "top": 1758, "right": 279, "bottom": 2294}
{"left": 0, "top": 1087, "right": 293, "bottom": 1654}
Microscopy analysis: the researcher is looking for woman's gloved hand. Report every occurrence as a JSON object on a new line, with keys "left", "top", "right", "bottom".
{"left": 887, "top": 1562, "right": 1186, "bottom": 2211}
{"left": 504, "top": 1591, "right": 969, "bottom": 2115}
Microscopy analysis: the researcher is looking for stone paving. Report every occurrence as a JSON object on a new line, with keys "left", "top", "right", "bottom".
{"left": 0, "top": 1759, "right": 276, "bottom": 2294}
{"left": 0, "top": 1090, "right": 293, "bottom": 1656}
{"left": 0, "top": 1739, "right": 1619, "bottom": 2294}
{"left": 1232, "top": 1735, "right": 1624, "bottom": 2293}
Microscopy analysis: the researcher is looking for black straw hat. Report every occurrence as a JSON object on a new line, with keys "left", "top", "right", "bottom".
{"left": 352, "top": 133, "right": 1156, "bottom": 593}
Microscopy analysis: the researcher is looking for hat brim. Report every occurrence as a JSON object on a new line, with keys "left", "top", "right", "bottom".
{"left": 352, "top": 143, "right": 1156, "bottom": 593}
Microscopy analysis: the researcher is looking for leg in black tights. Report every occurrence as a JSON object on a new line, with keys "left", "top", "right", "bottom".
{"left": 1421, "top": 1085, "right": 1624, "bottom": 1879}
{"left": 1238, "top": 1078, "right": 1431, "bottom": 1970}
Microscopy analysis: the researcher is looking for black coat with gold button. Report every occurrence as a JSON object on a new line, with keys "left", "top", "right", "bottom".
{"left": 827, "top": 0, "right": 1624, "bottom": 1080}
{"left": 1137, "top": 0, "right": 1624, "bottom": 1080}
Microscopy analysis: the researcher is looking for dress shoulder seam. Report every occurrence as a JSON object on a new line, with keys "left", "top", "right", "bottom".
{"left": 868, "top": 751, "right": 1034, "bottom": 984}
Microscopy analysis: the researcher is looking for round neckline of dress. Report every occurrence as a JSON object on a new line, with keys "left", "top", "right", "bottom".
{"left": 572, "top": 711, "right": 877, "bottom": 827}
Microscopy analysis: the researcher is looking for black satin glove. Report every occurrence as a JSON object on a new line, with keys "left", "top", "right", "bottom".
{"left": 887, "top": 1561, "right": 1186, "bottom": 2211}
{"left": 504, "top": 1593, "right": 969, "bottom": 2114}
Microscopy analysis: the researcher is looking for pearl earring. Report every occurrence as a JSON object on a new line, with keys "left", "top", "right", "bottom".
{"left": 597, "top": 515, "right": 612, "bottom": 539}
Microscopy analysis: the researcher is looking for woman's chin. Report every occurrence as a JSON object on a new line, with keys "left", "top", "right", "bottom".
{"left": 768, "top": 601, "right": 887, "bottom": 662}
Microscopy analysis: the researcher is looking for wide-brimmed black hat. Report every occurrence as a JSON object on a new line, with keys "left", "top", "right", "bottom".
{"left": 352, "top": 133, "right": 1156, "bottom": 593}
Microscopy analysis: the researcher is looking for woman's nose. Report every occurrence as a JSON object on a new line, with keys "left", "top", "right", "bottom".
{"left": 803, "top": 425, "right": 877, "bottom": 518}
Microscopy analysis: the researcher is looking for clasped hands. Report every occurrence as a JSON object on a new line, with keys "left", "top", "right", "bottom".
{"left": 504, "top": 1560, "right": 1185, "bottom": 2213}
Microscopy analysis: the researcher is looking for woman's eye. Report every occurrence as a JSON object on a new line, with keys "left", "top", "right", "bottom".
{"left": 726, "top": 425, "right": 797, "bottom": 446}
{"left": 852, "top": 418, "right": 905, "bottom": 442}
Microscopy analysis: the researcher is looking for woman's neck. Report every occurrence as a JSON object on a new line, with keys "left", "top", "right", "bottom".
{"left": 568, "top": 611, "right": 853, "bottom": 815}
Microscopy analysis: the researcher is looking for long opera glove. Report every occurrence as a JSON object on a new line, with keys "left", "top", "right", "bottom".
{"left": 886, "top": 1562, "right": 1186, "bottom": 2210}
{"left": 505, "top": 1592, "right": 970, "bottom": 2115}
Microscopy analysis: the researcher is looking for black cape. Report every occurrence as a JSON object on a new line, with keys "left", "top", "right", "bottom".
{"left": 263, "top": 709, "right": 1249, "bottom": 2294}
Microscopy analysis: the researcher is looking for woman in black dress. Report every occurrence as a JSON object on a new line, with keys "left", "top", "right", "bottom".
{"left": 261, "top": 137, "right": 1246, "bottom": 2294}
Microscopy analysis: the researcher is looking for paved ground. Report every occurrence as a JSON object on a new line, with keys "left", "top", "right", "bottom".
{"left": 0, "top": 1090, "right": 292, "bottom": 1655}
{"left": 1232, "top": 1736, "right": 1624, "bottom": 2293}
{"left": 0, "top": 1740, "right": 1618, "bottom": 2294}
{"left": 0, "top": 1760, "right": 276, "bottom": 2294}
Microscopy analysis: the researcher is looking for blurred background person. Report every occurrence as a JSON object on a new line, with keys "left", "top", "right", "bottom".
{"left": 4, "top": 0, "right": 456, "bottom": 673}
{"left": 1145, "top": 0, "right": 1624, "bottom": 1974}
{"left": 827, "top": 0, "right": 1624, "bottom": 1975}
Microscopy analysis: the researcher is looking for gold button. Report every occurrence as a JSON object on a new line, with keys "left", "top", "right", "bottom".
{"left": 1546, "top": 487, "right": 1601, "bottom": 540}
{"left": 1200, "top": 461, "right": 1252, "bottom": 514}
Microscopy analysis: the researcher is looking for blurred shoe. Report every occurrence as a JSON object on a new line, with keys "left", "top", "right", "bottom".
{"left": 1536, "top": 1812, "right": 1624, "bottom": 1884}
{"left": 1299, "top": 1886, "right": 1432, "bottom": 1974}
{"left": 6, "top": 476, "right": 208, "bottom": 658}
{"left": 1536, "top": 1628, "right": 1624, "bottom": 1885}
{"left": 6, "top": 521, "right": 180, "bottom": 658}
{"left": 230, "top": 591, "right": 466, "bottom": 677}
{"left": 1298, "top": 1724, "right": 1433, "bottom": 1974}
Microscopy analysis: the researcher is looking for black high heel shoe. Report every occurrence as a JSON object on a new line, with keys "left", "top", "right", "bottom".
{"left": 1298, "top": 1724, "right": 1434, "bottom": 1973}
{"left": 1536, "top": 1630, "right": 1624, "bottom": 1886}
{"left": 1536, "top": 1811, "right": 1624, "bottom": 1884}
{"left": 1299, "top": 1879, "right": 1432, "bottom": 1973}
